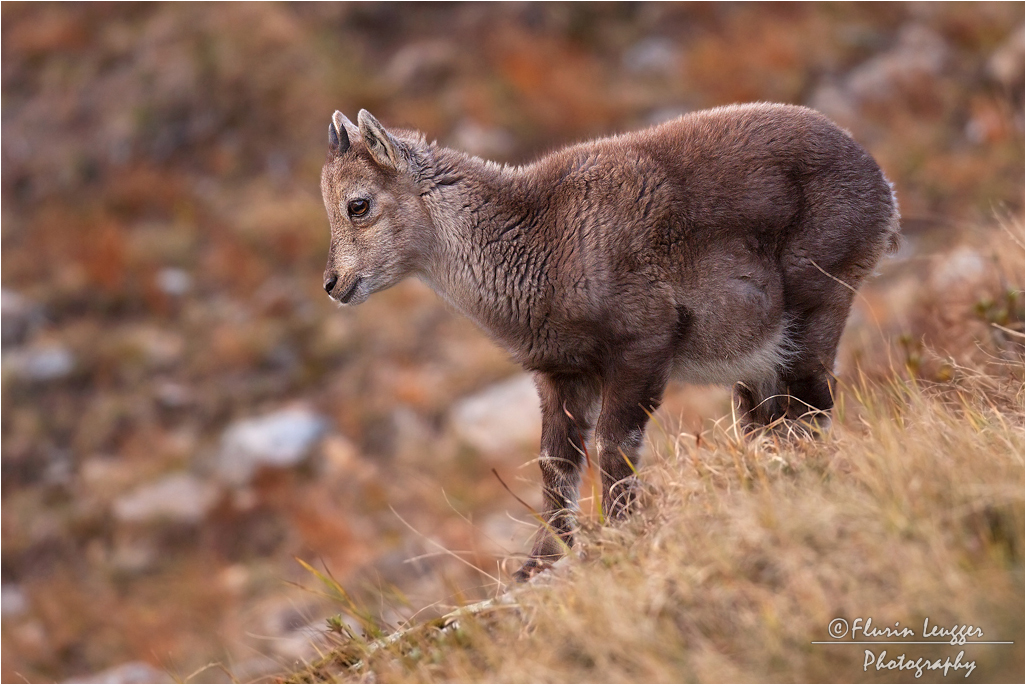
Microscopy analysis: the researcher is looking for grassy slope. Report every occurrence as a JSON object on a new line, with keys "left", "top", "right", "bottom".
{"left": 283, "top": 221, "right": 1025, "bottom": 684}
{"left": 288, "top": 365, "right": 1024, "bottom": 683}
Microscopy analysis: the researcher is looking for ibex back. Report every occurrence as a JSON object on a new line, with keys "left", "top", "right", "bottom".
{"left": 320, "top": 103, "right": 900, "bottom": 581}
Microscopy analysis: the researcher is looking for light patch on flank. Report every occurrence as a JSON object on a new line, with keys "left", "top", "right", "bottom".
{"left": 673, "top": 320, "right": 794, "bottom": 386}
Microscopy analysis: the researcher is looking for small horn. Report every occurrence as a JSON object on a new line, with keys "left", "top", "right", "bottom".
{"left": 335, "top": 111, "right": 360, "bottom": 141}
{"left": 329, "top": 111, "right": 351, "bottom": 154}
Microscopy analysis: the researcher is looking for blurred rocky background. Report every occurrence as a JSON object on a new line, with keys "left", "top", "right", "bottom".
{"left": 2, "top": 3, "right": 1023, "bottom": 682}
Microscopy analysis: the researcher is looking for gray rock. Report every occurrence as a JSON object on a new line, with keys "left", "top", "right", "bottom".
{"left": 109, "top": 539, "right": 158, "bottom": 574}
{"left": 124, "top": 326, "right": 185, "bottom": 369}
{"left": 807, "top": 81, "right": 858, "bottom": 125}
{"left": 645, "top": 106, "right": 693, "bottom": 126}
{"left": 253, "top": 598, "right": 331, "bottom": 662}
{"left": 810, "top": 23, "right": 950, "bottom": 121}
{"left": 987, "top": 25, "right": 1025, "bottom": 89}
{"left": 931, "top": 246, "right": 986, "bottom": 289}
{"left": 1, "top": 289, "right": 43, "bottom": 346}
{"left": 154, "top": 381, "right": 193, "bottom": 408}
{"left": 43, "top": 449, "right": 74, "bottom": 487}
{"left": 450, "top": 120, "right": 515, "bottom": 159}
{"left": 155, "top": 267, "right": 192, "bottom": 296}
{"left": 69, "top": 661, "right": 171, "bottom": 684}
{"left": 450, "top": 374, "right": 541, "bottom": 455}
{"left": 227, "top": 657, "right": 284, "bottom": 683}
{"left": 623, "top": 37, "right": 680, "bottom": 79}
{"left": 1, "top": 584, "right": 29, "bottom": 618}
{"left": 3, "top": 344, "right": 75, "bottom": 381}
{"left": 847, "top": 24, "right": 948, "bottom": 101}
{"left": 216, "top": 407, "right": 328, "bottom": 485}
{"left": 382, "top": 405, "right": 437, "bottom": 463}
{"left": 385, "top": 40, "right": 458, "bottom": 93}
{"left": 112, "top": 472, "right": 220, "bottom": 525}
{"left": 480, "top": 512, "right": 530, "bottom": 557}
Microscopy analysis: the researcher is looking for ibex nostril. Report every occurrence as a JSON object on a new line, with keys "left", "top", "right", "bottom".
{"left": 324, "top": 275, "right": 338, "bottom": 294}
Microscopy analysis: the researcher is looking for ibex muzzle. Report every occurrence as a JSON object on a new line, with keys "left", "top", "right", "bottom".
{"left": 320, "top": 104, "right": 900, "bottom": 581}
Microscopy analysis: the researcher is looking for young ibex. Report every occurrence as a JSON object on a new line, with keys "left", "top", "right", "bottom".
{"left": 320, "top": 104, "right": 900, "bottom": 581}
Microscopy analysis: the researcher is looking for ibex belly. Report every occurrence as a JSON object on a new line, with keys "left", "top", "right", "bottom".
{"left": 673, "top": 320, "right": 791, "bottom": 386}
{"left": 670, "top": 263, "right": 789, "bottom": 387}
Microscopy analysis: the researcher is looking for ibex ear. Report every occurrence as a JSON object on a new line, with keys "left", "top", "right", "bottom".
{"left": 357, "top": 109, "right": 403, "bottom": 172}
{"left": 329, "top": 111, "right": 351, "bottom": 154}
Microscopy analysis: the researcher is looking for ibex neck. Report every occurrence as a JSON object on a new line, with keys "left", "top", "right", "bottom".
{"left": 417, "top": 145, "right": 542, "bottom": 349}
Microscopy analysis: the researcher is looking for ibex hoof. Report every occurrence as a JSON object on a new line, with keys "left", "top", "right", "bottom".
{"left": 512, "top": 558, "right": 552, "bottom": 583}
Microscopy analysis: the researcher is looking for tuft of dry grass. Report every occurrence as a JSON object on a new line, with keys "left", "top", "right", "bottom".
{"left": 287, "top": 364, "right": 1024, "bottom": 684}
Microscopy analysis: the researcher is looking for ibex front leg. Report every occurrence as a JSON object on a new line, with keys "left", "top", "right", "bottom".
{"left": 596, "top": 357, "right": 668, "bottom": 519}
{"left": 513, "top": 372, "right": 599, "bottom": 582}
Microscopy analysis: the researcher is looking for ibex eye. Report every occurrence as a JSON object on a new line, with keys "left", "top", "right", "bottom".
{"left": 348, "top": 199, "right": 370, "bottom": 217}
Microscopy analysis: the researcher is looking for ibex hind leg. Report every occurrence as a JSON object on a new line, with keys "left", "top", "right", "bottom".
{"left": 732, "top": 376, "right": 785, "bottom": 435}
{"left": 778, "top": 299, "right": 853, "bottom": 433}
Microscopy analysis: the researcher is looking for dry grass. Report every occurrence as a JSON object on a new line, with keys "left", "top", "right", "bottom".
{"left": 286, "top": 222, "right": 1025, "bottom": 684}
{"left": 287, "top": 363, "right": 1024, "bottom": 684}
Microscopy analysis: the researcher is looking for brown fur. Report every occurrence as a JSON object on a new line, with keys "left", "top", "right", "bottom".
{"left": 320, "top": 104, "right": 900, "bottom": 581}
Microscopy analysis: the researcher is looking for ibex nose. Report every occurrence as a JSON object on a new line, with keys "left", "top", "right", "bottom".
{"left": 324, "top": 274, "right": 338, "bottom": 295}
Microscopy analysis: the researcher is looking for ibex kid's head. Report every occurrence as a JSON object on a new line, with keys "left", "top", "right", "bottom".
{"left": 321, "top": 110, "right": 432, "bottom": 305}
